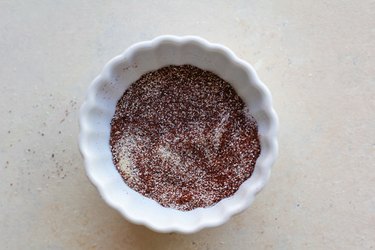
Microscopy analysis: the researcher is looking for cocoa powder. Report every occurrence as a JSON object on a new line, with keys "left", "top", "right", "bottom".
{"left": 110, "top": 65, "right": 261, "bottom": 211}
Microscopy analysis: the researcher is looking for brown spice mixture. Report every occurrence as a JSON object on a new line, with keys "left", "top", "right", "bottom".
{"left": 110, "top": 65, "right": 261, "bottom": 211}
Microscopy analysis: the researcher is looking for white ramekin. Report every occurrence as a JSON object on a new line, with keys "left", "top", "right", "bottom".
{"left": 79, "top": 35, "right": 278, "bottom": 233}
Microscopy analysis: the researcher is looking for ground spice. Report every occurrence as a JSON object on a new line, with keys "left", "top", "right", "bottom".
{"left": 110, "top": 65, "right": 261, "bottom": 211}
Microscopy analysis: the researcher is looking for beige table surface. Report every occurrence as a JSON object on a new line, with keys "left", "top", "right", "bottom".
{"left": 1, "top": 1, "right": 374, "bottom": 249}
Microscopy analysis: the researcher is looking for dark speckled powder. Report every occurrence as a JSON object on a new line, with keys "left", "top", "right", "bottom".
{"left": 110, "top": 65, "right": 261, "bottom": 211}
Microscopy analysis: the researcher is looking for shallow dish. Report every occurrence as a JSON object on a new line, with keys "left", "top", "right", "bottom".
{"left": 79, "top": 35, "right": 278, "bottom": 233}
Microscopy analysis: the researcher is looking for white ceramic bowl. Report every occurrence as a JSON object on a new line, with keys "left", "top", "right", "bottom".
{"left": 79, "top": 35, "right": 278, "bottom": 233}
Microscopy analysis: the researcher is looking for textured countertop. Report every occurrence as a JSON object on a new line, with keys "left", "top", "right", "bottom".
{"left": 1, "top": 1, "right": 374, "bottom": 249}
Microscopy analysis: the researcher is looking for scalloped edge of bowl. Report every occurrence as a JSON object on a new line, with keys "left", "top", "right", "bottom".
{"left": 79, "top": 35, "right": 278, "bottom": 233}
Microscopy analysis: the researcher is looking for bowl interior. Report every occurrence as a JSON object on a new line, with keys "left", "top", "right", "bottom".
{"left": 80, "top": 37, "right": 277, "bottom": 233}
